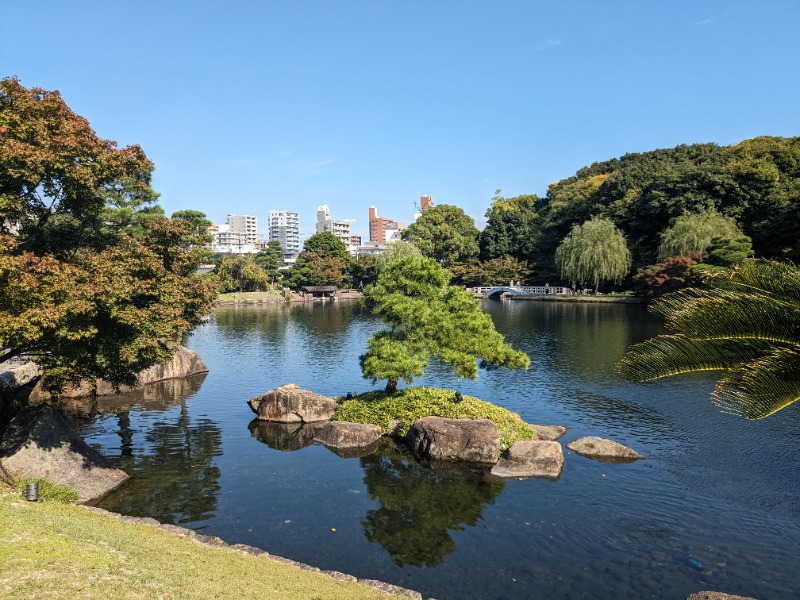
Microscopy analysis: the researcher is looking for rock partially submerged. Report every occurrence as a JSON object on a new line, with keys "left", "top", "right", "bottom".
{"left": 406, "top": 416, "right": 500, "bottom": 464}
{"left": 27, "top": 346, "right": 209, "bottom": 401}
{"left": 566, "top": 436, "right": 643, "bottom": 461}
{"left": 0, "top": 404, "right": 128, "bottom": 503}
{"left": 491, "top": 440, "right": 564, "bottom": 479}
{"left": 248, "top": 384, "right": 338, "bottom": 423}
{"left": 527, "top": 423, "right": 567, "bottom": 441}
{"left": 314, "top": 421, "right": 382, "bottom": 449}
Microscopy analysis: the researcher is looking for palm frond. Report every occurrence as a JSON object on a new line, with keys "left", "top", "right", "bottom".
{"left": 663, "top": 292, "right": 800, "bottom": 345}
{"left": 712, "top": 348, "right": 800, "bottom": 419}
{"left": 714, "top": 259, "right": 800, "bottom": 303}
{"left": 617, "top": 335, "right": 774, "bottom": 382}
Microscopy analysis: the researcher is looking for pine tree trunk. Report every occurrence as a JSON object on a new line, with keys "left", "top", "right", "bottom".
{"left": 385, "top": 379, "right": 398, "bottom": 394}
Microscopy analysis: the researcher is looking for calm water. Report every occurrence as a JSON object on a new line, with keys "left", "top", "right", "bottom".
{"left": 73, "top": 300, "right": 800, "bottom": 600}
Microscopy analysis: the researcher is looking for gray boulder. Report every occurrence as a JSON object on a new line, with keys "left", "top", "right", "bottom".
{"left": 491, "top": 440, "right": 564, "bottom": 479}
{"left": 248, "top": 383, "right": 338, "bottom": 423}
{"left": 314, "top": 421, "right": 382, "bottom": 449}
{"left": 0, "top": 404, "right": 129, "bottom": 503}
{"left": 566, "top": 436, "right": 643, "bottom": 461}
{"left": 27, "top": 346, "right": 208, "bottom": 400}
{"left": 0, "top": 359, "right": 41, "bottom": 391}
{"left": 406, "top": 417, "right": 500, "bottom": 464}
{"left": 527, "top": 424, "right": 568, "bottom": 441}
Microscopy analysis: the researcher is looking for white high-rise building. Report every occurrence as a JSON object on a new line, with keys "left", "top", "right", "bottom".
{"left": 269, "top": 210, "right": 301, "bottom": 256}
{"left": 315, "top": 204, "right": 353, "bottom": 250}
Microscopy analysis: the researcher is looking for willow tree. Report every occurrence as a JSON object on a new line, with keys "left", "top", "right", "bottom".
{"left": 360, "top": 256, "right": 530, "bottom": 393}
{"left": 657, "top": 209, "right": 743, "bottom": 261}
{"left": 554, "top": 217, "right": 631, "bottom": 293}
{"left": 618, "top": 259, "right": 800, "bottom": 419}
{"left": 375, "top": 240, "right": 422, "bottom": 272}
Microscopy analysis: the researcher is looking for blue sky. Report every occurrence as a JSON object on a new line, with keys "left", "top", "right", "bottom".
{"left": 3, "top": 1, "right": 799, "bottom": 240}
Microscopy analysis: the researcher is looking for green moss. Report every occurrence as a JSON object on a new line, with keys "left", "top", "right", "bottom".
{"left": 334, "top": 387, "right": 535, "bottom": 451}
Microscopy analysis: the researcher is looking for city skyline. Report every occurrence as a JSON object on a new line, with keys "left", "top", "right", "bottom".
{"left": 3, "top": 2, "right": 798, "bottom": 241}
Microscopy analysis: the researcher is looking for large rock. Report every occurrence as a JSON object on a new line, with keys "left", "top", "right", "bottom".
{"left": 406, "top": 417, "right": 500, "bottom": 464}
{"left": 248, "top": 383, "right": 338, "bottom": 423}
{"left": 0, "top": 404, "right": 129, "bottom": 503}
{"left": 527, "top": 423, "right": 568, "bottom": 441}
{"left": 491, "top": 440, "right": 564, "bottom": 479}
{"left": 314, "top": 421, "right": 382, "bottom": 449}
{"left": 566, "top": 436, "right": 643, "bottom": 461}
{"left": 314, "top": 421, "right": 382, "bottom": 458}
{"left": 27, "top": 346, "right": 208, "bottom": 400}
{"left": 0, "top": 359, "right": 41, "bottom": 391}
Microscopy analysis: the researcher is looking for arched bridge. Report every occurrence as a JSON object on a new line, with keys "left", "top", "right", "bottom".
{"left": 469, "top": 285, "right": 572, "bottom": 298}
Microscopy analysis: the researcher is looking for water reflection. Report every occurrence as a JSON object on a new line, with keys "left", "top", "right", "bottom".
{"left": 360, "top": 440, "right": 504, "bottom": 567}
{"left": 248, "top": 419, "right": 323, "bottom": 452}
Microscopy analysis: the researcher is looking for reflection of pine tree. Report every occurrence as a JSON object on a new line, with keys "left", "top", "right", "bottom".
{"left": 360, "top": 445, "right": 503, "bottom": 567}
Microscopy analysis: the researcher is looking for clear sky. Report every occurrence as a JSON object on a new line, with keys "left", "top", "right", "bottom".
{"left": 3, "top": 1, "right": 799, "bottom": 241}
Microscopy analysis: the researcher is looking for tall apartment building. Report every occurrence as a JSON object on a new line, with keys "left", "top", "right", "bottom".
{"left": 226, "top": 214, "right": 259, "bottom": 246}
{"left": 315, "top": 204, "right": 352, "bottom": 248}
{"left": 368, "top": 206, "right": 405, "bottom": 243}
{"left": 268, "top": 210, "right": 301, "bottom": 256}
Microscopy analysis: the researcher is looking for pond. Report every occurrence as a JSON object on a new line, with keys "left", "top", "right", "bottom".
{"left": 74, "top": 300, "right": 800, "bottom": 600}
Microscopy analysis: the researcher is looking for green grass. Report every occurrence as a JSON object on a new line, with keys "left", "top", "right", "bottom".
{"left": 8, "top": 477, "right": 79, "bottom": 504}
{"left": 334, "top": 387, "right": 535, "bottom": 451}
{"left": 217, "top": 290, "right": 285, "bottom": 302}
{"left": 0, "top": 490, "right": 410, "bottom": 600}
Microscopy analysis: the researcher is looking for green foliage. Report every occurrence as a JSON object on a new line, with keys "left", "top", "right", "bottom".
{"left": 480, "top": 191, "right": 542, "bottom": 262}
{"left": 302, "top": 231, "right": 350, "bottom": 261}
{"left": 334, "top": 387, "right": 535, "bottom": 451}
{"left": 657, "top": 209, "right": 743, "bottom": 261}
{"left": 449, "top": 256, "right": 533, "bottom": 287}
{"left": 254, "top": 240, "right": 285, "bottom": 284}
{"left": 704, "top": 235, "right": 754, "bottom": 266}
{"left": 375, "top": 240, "right": 422, "bottom": 272}
{"left": 361, "top": 256, "right": 530, "bottom": 392}
{"left": 555, "top": 216, "right": 631, "bottom": 292}
{"left": 401, "top": 204, "right": 480, "bottom": 267}
{"left": 215, "top": 254, "right": 270, "bottom": 293}
{"left": 349, "top": 253, "right": 378, "bottom": 287}
{"left": 618, "top": 259, "right": 800, "bottom": 419}
{"left": 286, "top": 232, "right": 351, "bottom": 288}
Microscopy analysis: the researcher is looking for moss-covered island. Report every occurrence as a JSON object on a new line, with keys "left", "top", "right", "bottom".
{"left": 334, "top": 386, "right": 535, "bottom": 451}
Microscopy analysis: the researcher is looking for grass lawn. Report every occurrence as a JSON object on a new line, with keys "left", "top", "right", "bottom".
{"left": 0, "top": 486, "right": 412, "bottom": 599}
{"left": 216, "top": 290, "right": 285, "bottom": 302}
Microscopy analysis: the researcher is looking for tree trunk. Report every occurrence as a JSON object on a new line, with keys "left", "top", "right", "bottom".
{"left": 385, "top": 379, "right": 398, "bottom": 394}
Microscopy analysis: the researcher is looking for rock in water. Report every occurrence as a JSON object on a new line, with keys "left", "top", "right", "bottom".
{"left": 406, "top": 417, "right": 500, "bottom": 464}
{"left": 247, "top": 383, "right": 338, "bottom": 423}
{"left": 491, "top": 440, "right": 564, "bottom": 479}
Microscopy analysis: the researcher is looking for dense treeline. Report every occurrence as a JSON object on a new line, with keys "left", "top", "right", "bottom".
{"left": 482, "top": 136, "right": 799, "bottom": 283}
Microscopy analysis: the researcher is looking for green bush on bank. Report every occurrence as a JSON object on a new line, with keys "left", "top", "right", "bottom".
{"left": 334, "top": 387, "right": 535, "bottom": 451}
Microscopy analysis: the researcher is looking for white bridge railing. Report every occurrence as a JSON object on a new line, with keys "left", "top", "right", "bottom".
{"left": 467, "top": 286, "right": 572, "bottom": 296}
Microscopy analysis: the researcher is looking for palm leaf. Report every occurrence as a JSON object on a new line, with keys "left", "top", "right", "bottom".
{"left": 712, "top": 347, "right": 800, "bottom": 419}
{"left": 617, "top": 335, "right": 774, "bottom": 382}
{"left": 662, "top": 292, "right": 800, "bottom": 345}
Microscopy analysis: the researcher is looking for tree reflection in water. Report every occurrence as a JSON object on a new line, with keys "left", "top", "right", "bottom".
{"left": 360, "top": 441, "right": 504, "bottom": 567}
{"left": 86, "top": 375, "right": 223, "bottom": 527}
